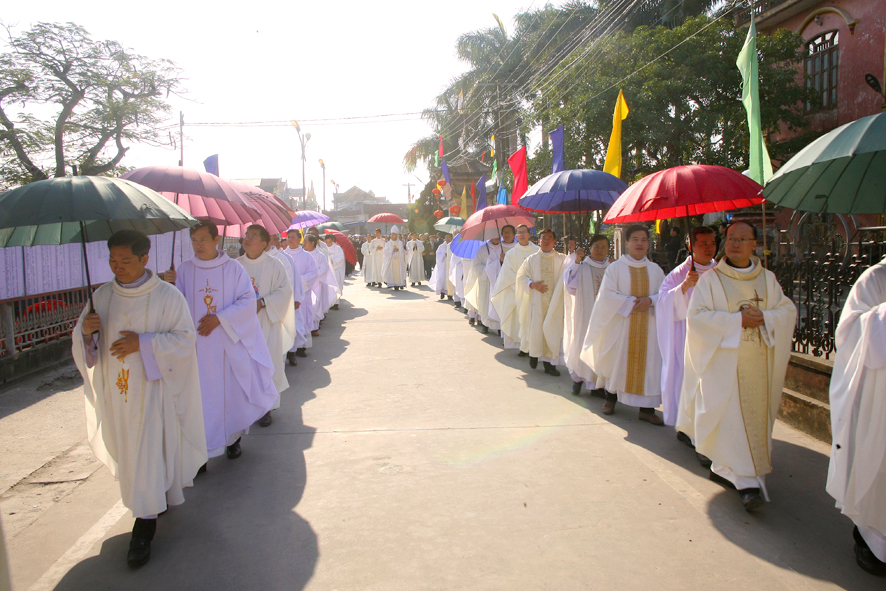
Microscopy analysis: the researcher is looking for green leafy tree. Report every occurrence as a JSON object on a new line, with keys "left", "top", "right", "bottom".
{"left": 0, "top": 22, "right": 183, "bottom": 187}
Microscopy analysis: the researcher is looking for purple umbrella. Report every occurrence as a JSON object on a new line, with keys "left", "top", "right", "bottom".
{"left": 288, "top": 210, "right": 330, "bottom": 230}
{"left": 518, "top": 169, "right": 627, "bottom": 213}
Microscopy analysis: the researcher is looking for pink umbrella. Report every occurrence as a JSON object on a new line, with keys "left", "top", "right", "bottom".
{"left": 368, "top": 212, "right": 406, "bottom": 223}
{"left": 225, "top": 193, "right": 293, "bottom": 236}
{"left": 459, "top": 204, "right": 535, "bottom": 241}
{"left": 121, "top": 165, "right": 260, "bottom": 225}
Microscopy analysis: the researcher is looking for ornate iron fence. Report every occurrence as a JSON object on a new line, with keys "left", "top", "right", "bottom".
{"left": 0, "top": 287, "right": 95, "bottom": 357}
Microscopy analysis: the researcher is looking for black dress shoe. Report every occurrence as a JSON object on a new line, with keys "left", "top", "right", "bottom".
{"left": 127, "top": 518, "right": 156, "bottom": 568}
{"left": 572, "top": 381, "right": 583, "bottom": 395}
{"left": 676, "top": 431, "right": 695, "bottom": 449}
{"left": 469, "top": 318, "right": 475, "bottom": 325}
{"left": 518, "top": 351, "right": 528, "bottom": 357}
{"left": 287, "top": 352, "right": 297, "bottom": 366}
{"left": 529, "top": 356, "right": 538, "bottom": 369}
{"left": 296, "top": 348, "right": 307, "bottom": 358}
{"left": 854, "top": 527, "right": 886, "bottom": 576}
{"left": 366, "top": 283, "right": 371, "bottom": 287}
{"left": 482, "top": 326, "right": 489, "bottom": 334}
{"left": 440, "top": 294, "right": 445, "bottom": 300}
{"left": 226, "top": 438, "right": 242, "bottom": 459}
{"left": 708, "top": 469, "right": 735, "bottom": 489}
{"left": 258, "top": 412, "right": 273, "bottom": 427}
{"left": 543, "top": 363, "right": 560, "bottom": 377}
{"left": 739, "top": 488, "right": 764, "bottom": 512}
{"left": 447, "top": 295, "right": 453, "bottom": 300}
{"left": 197, "top": 463, "right": 207, "bottom": 476}
{"left": 591, "top": 388, "right": 607, "bottom": 399}
{"left": 697, "top": 452, "right": 713, "bottom": 469}
{"left": 332, "top": 304, "right": 339, "bottom": 310}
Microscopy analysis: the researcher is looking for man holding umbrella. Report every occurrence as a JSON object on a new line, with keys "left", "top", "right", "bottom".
{"left": 73, "top": 230, "right": 207, "bottom": 567}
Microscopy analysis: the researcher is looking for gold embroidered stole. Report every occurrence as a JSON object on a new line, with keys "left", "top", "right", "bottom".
{"left": 715, "top": 263, "right": 772, "bottom": 475}
{"left": 625, "top": 265, "right": 649, "bottom": 395}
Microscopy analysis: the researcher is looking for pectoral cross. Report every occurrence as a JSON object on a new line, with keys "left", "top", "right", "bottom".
{"left": 750, "top": 289, "right": 764, "bottom": 308}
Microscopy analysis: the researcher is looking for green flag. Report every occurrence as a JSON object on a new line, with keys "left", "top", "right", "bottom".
{"left": 736, "top": 18, "right": 773, "bottom": 185}
{"left": 492, "top": 158, "right": 498, "bottom": 180}
{"left": 588, "top": 216, "right": 596, "bottom": 235}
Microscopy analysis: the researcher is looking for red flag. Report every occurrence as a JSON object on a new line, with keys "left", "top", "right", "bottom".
{"left": 471, "top": 180, "right": 477, "bottom": 212}
{"left": 438, "top": 135, "right": 444, "bottom": 157}
{"left": 508, "top": 146, "right": 528, "bottom": 205}
{"left": 480, "top": 151, "right": 486, "bottom": 162}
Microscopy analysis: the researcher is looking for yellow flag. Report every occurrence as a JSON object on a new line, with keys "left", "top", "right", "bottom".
{"left": 603, "top": 89, "right": 629, "bottom": 178}
{"left": 490, "top": 134, "right": 495, "bottom": 158}
{"left": 461, "top": 185, "right": 468, "bottom": 217}
{"left": 655, "top": 219, "right": 662, "bottom": 234}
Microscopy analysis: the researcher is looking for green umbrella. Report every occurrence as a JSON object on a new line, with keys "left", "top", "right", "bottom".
{"left": 0, "top": 176, "right": 199, "bottom": 309}
{"left": 433, "top": 216, "right": 464, "bottom": 234}
{"left": 763, "top": 112, "right": 886, "bottom": 213}
{"left": 316, "top": 221, "right": 347, "bottom": 232}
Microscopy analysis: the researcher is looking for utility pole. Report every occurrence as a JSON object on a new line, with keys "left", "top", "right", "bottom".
{"left": 403, "top": 182, "right": 413, "bottom": 202}
{"left": 319, "top": 159, "right": 326, "bottom": 213}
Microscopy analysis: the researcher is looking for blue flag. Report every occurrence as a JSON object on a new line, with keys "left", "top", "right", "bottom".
{"left": 496, "top": 184, "right": 508, "bottom": 205}
{"left": 476, "top": 174, "right": 487, "bottom": 211}
{"left": 550, "top": 124, "right": 565, "bottom": 174}
{"left": 203, "top": 154, "right": 219, "bottom": 176}
{"left": 441, "top": 161, "right": 451, "bottom": 185}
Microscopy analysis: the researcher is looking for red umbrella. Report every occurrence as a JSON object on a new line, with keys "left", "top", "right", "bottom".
{"left": 459, "top": 204, "right": 535, "bottom": 241}
{"left": 324, "top": 229, "right": 357, "bottom": 265}
{"left": 121, "top": 165, "right": 260, "bottom": 225}
{"left": 367, "top": 212, "right": 406, "bottom": 223}
{"left": 603, "top": 165, "right": 764, "bottom": 223}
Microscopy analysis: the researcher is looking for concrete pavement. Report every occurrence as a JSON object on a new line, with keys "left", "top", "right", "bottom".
{"left": 0, "top": 275, "right": 879, "bottom": 590}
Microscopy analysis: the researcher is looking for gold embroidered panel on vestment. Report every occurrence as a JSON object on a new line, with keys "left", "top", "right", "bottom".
{"left": 625, "top": 266, "right": 650, "bottom": 396}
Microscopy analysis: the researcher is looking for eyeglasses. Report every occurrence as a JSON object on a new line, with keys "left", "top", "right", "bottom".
{"left": 726, "top": 237, "right": 755, "bottom": 245}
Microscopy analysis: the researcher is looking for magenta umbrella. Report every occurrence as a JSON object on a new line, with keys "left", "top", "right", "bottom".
{"left": 459, "top": 204, "right": 535, "bottom": 241}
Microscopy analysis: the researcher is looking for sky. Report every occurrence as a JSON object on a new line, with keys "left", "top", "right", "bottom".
{"left": 3, "top": 0, "right": 539, "bottom": 205}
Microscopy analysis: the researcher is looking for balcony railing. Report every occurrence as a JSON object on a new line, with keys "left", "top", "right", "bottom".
{"left": 0, "top": 287, "right": 95, "bottom": 357}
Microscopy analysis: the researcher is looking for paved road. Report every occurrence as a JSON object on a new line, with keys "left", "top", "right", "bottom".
{"left": 0, "top": 276, "right": 878, "bottom": 590}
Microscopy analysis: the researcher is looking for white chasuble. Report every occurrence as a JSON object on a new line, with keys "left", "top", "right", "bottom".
{"left": 465, "top": 242, "right": 497, "bottom": 325}
{"left": 406, "top": 239, "right": 425, "bottom": 282}
{"left": 582, "top": 256, "right": 664, "bottom": 407}
{"left": 656, "top": 256, "right": 717, "bottom": 428}
{"left": 681, "top": 257, "right": 795, "bottom": 495}
{"left": 309, "top": 248, "right": 340, "bottom": 314}
{"left": 327, "top": 243, "right": 346, "bottom": 302}
{"left": 382, "top": 239, "right": 408, "bottom": 287}
{"left": 563, "top": 257, "right": 608, "bottom": 386}
{"left": 369, "top": 238, "right": 386, "bottom": 284}
{"left": 486, "top": 241, "right": 514, "bottom": 327}
{"left": 72, "top": 272, "right": 207, "bottom": 517}
{"left": 287, "top": 246, "right": 321, "bottom": 334}
{"left": 361, "top": 241, "right": 375, "bottom": 281}
{"left": 429, "top": 242, "right": 450, "bottom": 295}
{"left": 272, "top": 247, "right": 310, "bottom": 350}
{"left": 238, "top": 252, "right": 296, "bottom": 398}
{"left": 176, "top": 253, "right": 278, "bottom": 455}
{"left": 827, "top": 259, "right": 886, "bottom": 557}
{"left": 491, "top": 243, "right": 539, "bottom": 346}
{"left": 516, "top": 250, "right": 567, "bottom": 362}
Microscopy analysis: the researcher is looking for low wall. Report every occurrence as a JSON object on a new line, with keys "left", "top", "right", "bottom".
{"left": 779, "top": 352, "right": 833, "bottom": 444}
{"left": 0, "top": 337, "right": 73, "bottom": 386}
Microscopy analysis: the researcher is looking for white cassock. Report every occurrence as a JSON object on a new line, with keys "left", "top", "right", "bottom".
{"left": 271, "top": 246, "right": 310, "bottom": 350}
{"left": 361, "top": 241, "right": 374, "bottom": 283}
{"left": 327, "top": 243, "right": 346, "bottom": 303}
{"left": 406, "top": 239, "right": 425, "bottom": 283}
{"left": 449, "top": 251, "right": 466, "bottom": 305}
{"left": 465, "top": 241, "right": 499, "bottom": 329}
{"left": 680, "top": 257, "right": 795, "bottom": 496}
{"left": 237, "top": 252, "right": 296, "bottom": 403}
{"left": 563, "top": 257, "right": 609, "bottom": 387}
{"left": 515, "top": 250, "right": 568, "bottom": 363}
{"left": 429, "top": 242, "right": 452, "bottom": 296}
{"left": 308, "top": 247, "right": 339, "bottom": 314}
{"left": 72, "top": 272, "right": 207, "bottom": 518}
{"left": 582, "top": 255, "right": 665, "bottom": 407}
{"left": 382, "top": 239, "right": 408, "bottom": 287}
{"left": 485, "top": 241, "right": 515, "bottom": 330}
{"left": 655, "top": 256, "right": 717, "bottom": 428}
{"left": 176, "top": 252, "right": 278, "bottom": 457}
{"left": 491, "top": 243, "right": 539, "bottom": 349}
{"left": 369, "top": 238, "right": 386, "bottom": 283}
{"left": 826, "top": 259, "right": 886, "bottom": 560}
{"left": 285, "top": 246, "right": 318, "bottom": 342}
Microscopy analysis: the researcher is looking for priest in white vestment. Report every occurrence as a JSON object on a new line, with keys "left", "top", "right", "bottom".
{"left": 361, "top": 237, "right": 375, "bottom": 287}
{"left": 656, "top": 227, "right": 718, "bottom": 436}
{"left": 270, "top": 236, "right": 308, "bottom": 365}
{"left": 285, "top": 229, "right": 318, "bottom": 346}
{"left": 514, "top": 228, "right": 567, "bottom": 376}
{"left": 449, "top": 246, "right": 468, "bottom": 310}
{"left": 382, "top": 226, "right": 408, "bottom": 290}
{"left": 304, "top": 234, "right": 340, "bottom": 322}
{"left": 173, "top": 223, "right": 278, "bottom": 460}
{"left": 324, "top": 234, "right": 346, "bottom": 308}
{"left": 465, "top": 237, "right": 500, "bottom": 332}
{"left": 238, "top": 225, "right": 296, "bottom": 427}
{"left": 826, "top": 258, "right": 886, "bottom": 575}
{"left": 564, "top": 235, "right": 610, "bottom": 395}
{"left": 485, "top": 226, "right": 517, "bottom": 334}
{"left": 406, "top": 233, "right": 426, "bottom": 286}
{"left": 74, "top": 230, "right": 207, "bottom": 568}
{"left": 680, "top": 221, "right": 795, "bottom": 512}
{"left": 430, "top": 234, "right": 454, "bottom": 299}
{"left": 491, "top": 224, "right": 539, "bottom": 350}
{"left": 582, "top": 225, "right": 665, "bottom": 425}
{"left": 368, "top": 229, "right": 386, "bottom": 287}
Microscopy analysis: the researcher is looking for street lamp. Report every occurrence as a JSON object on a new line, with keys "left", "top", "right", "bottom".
{"left": 319, "top": 159, "right": 326, "bottom": 213}
{"left": 291, "top": 121, "right": 311, "bottom": 208}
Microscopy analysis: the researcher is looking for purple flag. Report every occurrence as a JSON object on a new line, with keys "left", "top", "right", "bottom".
{"left": 476, "top": 174, "right": 487, "bottom": 211}
{"left": 203, "top": 154, "right": 219, "bottom": 176}
{"left": 441, "top": 160, "right": 451, "bottom": 185}
{"left": 550, "top": 125, "right": 565, "bottom": 174}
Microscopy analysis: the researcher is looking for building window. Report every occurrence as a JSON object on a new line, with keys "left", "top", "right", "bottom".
{"left": 805, "top": 30, "right": 839, "bottom": 111}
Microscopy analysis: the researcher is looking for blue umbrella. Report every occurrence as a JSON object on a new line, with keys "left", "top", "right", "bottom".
{"left": 518, "top": 169, "right": 627, "bottom": 213}
{"left": 449, "top": 233, "right": 484, "bottom": 258}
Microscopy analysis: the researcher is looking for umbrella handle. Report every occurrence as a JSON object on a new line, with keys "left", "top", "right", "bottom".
{"left": 79, "top": 221, "right": 98, "bottom": 334}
